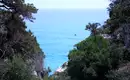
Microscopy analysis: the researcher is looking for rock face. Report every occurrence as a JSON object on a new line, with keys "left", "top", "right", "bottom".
{"left": 0, "top": 59, "right": 7, "bottom": 71}
{"left": 55, "top": 62, "right": 68, "bottom": 74}
{"left": 34, "top": 53, "right": 44, "bottom": 72}
{"left": 112, "top": 24, "right": 130, "bottom": 48}
{"left": 122, "top": 24, "right": 130, "bottom": 48}
{"left": 33, "top": 52, "right": 45, "bottom": 79}
{"left": 25, "top": 52, "right": 45, "bottom": 79}
{"left": 101, "top": 34, "right": 111, "bottom": 39}
{"left": 108, "top": 62, "right": 130, "bottom": 80}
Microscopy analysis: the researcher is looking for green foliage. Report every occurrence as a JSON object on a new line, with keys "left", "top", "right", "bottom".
{"left": 85, "top": 23, "right": 100, "bottom": 36}
{"left": 0, "top": 56, "right": 40, "bottom": 80}
{"left": 43, "top": 74, "right": 50, "bottom": 80}
{"left": 54, "top": 71, "right": 71, "bottom": 80}
{"left": 104, "top": 0, "right": 130, "bottom": 34}
{"left": 0, "top": 0, "right": 38, "bottom": 21}
{"left": 0, "top": 0, "right": 44, "bottom": 80}
{"left": 69, "top": 36, "right": 108, "bottom": 59}
{"left": 0, "top": 0, "right": 43, "bottom": 60}
{"left": 68, "top": 36, "right": 112, "bottom": 80}
{"left": 67, "top": 35, "right": 129, "bottom": 80}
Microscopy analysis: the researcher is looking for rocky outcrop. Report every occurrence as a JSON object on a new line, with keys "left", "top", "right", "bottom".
{"left": 55, "top": 62, "right": 68, "bottom": 74}
{"left": 100, "top": 34, "right": 111, "bottom": 39}
{"left": 112, "top": 24, "right": 130, "bottom": 48}
{"left": 107, "top": 62, "right": 130, "bottom": 80}
{"left": 122, "top": 24, "right": 130, "bottom": 48}
{"left": 34, "top": 52, "right": 44, "bottom": 79}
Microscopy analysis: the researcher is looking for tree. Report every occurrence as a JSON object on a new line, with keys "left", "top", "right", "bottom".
{"left": 0, "top": 0, "right": 42, "bottom": 59}
{"left": 67, "top": 35, "right": 130, "bottom": 80}
{"left": 0, "top": 0, "right": 38, "bottom": 21}
{"left": 105, "top": 0, "right": 130, "bottom": 34}
{"left": 68, "top": 36, "right": 112, "bottom": 80}
{"left": 0, "top": 0, "right": 45, "bottom": 79}
{"left": 85, "top": 23, "right": 100, "bottom": 36}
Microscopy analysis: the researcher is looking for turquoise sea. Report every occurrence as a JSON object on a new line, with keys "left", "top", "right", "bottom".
{"left": 27, "top": 9, "right": 109, "bottom": 73}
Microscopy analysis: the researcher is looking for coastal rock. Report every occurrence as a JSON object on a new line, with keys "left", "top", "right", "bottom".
{"left": 55, "top": 62, "right": 68, "bottom": 74}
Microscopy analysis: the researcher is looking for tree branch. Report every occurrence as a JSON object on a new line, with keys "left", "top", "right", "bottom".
{"left": 0, "top": 5, "right": 10, "bottom": 10}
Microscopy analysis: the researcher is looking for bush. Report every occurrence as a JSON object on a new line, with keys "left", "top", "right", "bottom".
{"left": 67, "top": 36, "right": 126, "bottom": 80}
{"left": 0, "top": 56, "right": 40, "bottom": 80}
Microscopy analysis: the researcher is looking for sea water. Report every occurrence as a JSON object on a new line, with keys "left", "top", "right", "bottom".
{"left": 27, "top": 9, "right": 109, "bottom": 73}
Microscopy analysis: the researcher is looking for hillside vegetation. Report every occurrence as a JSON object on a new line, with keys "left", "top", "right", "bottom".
{"left": 0, "top": 0, "right": 45, "bottom": 80}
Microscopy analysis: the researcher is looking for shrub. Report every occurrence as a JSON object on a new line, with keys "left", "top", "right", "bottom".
{"left": 0, "top": 56, "right": 40, "bottom": 80}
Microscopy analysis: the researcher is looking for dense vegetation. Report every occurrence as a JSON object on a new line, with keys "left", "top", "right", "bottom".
{"left": 50, "top": 0, "right": 130, "bottom": 80}
{"left": 0, "top": 0, "right": 45, "bottom": 80}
